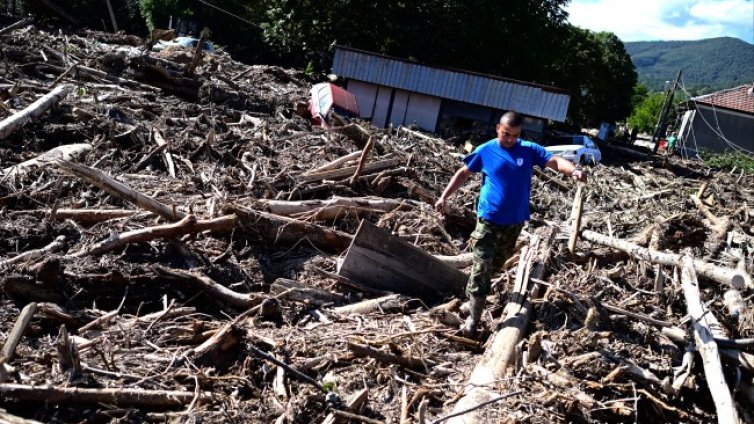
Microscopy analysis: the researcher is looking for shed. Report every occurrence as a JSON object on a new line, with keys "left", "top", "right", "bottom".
{"left": 678, "top": 84, "right": 754, "bottom": 155}
{"left": 331, "top": 46, "right": 570, "bottom": 141}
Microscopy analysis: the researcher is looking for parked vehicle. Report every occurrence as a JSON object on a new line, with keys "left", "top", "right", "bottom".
{"left": 544, "top": 135, "right": 602, "bottom": 165}
{"left": 152, "top": 37, "right": 215, "bottom": 53}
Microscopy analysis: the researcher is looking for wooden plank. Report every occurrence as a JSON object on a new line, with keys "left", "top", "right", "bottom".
{"left": 338, "top": 220, "right": 466, "bottom": 299}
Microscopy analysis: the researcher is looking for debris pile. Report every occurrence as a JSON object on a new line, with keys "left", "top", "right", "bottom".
{"left": 1, "top": 20, "right": 753, "bottom": 423}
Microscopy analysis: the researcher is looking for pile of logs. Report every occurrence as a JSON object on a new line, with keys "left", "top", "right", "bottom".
{"left": 0, "top": 18, "right": 753, "bottom": 423}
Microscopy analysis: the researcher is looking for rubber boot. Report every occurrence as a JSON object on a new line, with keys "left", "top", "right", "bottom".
{"left": 460, "top": 295, "right": 485, "bottom": 337}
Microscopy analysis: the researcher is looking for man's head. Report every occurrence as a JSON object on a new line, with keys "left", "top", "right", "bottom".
{"left": 496, "top": 111, "right": 522, "bottom": 148}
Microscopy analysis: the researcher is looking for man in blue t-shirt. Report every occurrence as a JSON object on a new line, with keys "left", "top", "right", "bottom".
{"left": 435, "top": 111, "right": 587, "bottom": 336}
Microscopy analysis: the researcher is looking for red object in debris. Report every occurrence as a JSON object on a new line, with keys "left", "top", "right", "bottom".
{"left": 309, "top": 82, "right": 360, "bottom": 127}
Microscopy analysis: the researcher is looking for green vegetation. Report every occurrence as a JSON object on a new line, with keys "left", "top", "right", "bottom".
{"left": 627, "top": 91, "right": 665, "bottom": 133}
{"left": 699, "top": 150, "right": 754, "bottom": 173}
{"left": 625, "top": 37, "right": 754, "bottom": 94}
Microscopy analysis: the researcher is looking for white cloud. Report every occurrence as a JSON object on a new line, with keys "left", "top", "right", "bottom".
{"left": 689, "top": 0, "right": 753, "bottom": 25}
{"left": 566, "top": 0, "right": 754, "bottom": 42}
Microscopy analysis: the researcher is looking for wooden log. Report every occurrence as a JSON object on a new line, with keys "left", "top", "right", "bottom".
{"left": 54, "top": 159, "right": 186, "bottom": 221}
{"left": 349, "top": 135, "right": 375, "bottom": 185}
{"left": 153, "top": 265, "right": 264, "bottom": 309}
{"left": 581, "top": 230, "right": 748, "bottom": 289}
{"left": 680, "top": 254, "right": 740, "bottom": 424}
{"left": 225, "top": 203, "right": 353, "bottom": 253}
{"left": 338, "top": 220, "right": 467, "bottom": 299}
{"left": 331, "top": 294, "right": 405, "bottom": 315}
{"left": 0, "top": 236, "right": 66, "bottom": 268}
{"left": 2, "top": 143, "right": 91, "bottom": 177}
{"left": 0, "top": 383, "right": 207, "bottom": 407}
{"left": 433, "top": 253, "right": 474, "bottom": 269}
{"left": 568, "top": 184, "right": 585, "bottom": 253}
{"left": 447, "top": 229, "right": 553, "bottom": 423}
{"left": 254, "top": 196, "right": 409, "bottom": 221}
{"left": 0, "top": 303, "right": 37, "bottom": 382}
{"left": 70, "top": 214, "right": 236, "bottom": 257}
{"left": 0, "top": 85, "right": 70, "bottom": 139}
{"left": 152, "top": 127, "right": 176, "bottom": 178}
{"left": 297, "top": 159, "right": 400, "bottom": 183}
{"left": 56, "top": 325, "right": 81, "bottom": 380}
{"left": 0, "top": 18, "right": 32, "bottom": 36}
{"left": 303, "top": 151, "right": 361, "bottom": 175}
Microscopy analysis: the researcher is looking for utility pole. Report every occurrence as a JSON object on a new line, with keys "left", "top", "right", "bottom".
{"left": 651, "top": 69, "right": 682, "bottom": 153}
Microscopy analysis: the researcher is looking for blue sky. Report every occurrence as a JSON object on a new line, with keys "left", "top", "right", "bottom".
{"left": 565, "top": 0, "right": 754, "bottom": 43}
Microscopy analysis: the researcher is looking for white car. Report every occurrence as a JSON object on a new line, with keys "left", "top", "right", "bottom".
{"left": 544, "top": 135, "right": 602, "bottom": 165}
{"left": 152, "top": 37, "right": 215, "bottom": 53}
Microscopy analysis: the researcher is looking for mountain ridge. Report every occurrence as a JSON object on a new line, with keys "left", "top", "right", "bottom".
{"left": 624, "top": 37, "right": 754, "bottom": 95}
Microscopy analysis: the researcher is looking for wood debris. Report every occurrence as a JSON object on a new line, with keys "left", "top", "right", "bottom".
{"left": 1, "top": 20, "right": 753, "bottom": 424}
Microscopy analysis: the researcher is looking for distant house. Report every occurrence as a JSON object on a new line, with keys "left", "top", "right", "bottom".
{"left": 678, "top": 84, "right": 754, "bottom": 154}
{"left": 331, "top": 46, "right": 570, "bottom": 141}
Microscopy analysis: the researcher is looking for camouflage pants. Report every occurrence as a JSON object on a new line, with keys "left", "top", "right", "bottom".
{"left": 466, "top": 219, "right": 523, "bottom": 298}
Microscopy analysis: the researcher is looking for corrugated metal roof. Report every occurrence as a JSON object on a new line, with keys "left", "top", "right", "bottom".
{"left": 332, "top": 46, "right": 571, "bottom": 121}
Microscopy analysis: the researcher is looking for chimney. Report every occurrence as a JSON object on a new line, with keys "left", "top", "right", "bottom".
{"left": 749, "top": 83, "right": 754, "bottom": 96}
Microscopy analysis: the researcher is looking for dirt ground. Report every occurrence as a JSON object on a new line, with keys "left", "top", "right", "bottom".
{"left": 1, "top": 19, "right": 753, "bottom": 424}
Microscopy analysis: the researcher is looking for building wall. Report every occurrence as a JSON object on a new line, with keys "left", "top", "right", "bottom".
{"left": 346, "top": 81, "right": 441, "bottom": 131}
{"left": 683, "top": 105, "right": 754, "bottom": 154}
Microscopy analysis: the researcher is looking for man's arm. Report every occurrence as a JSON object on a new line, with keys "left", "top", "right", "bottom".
{"left": 434, "top": 166, "right": 473, "bottom": 213}
{"left": 545, "top": 156, "right": 587, "bottom": 182}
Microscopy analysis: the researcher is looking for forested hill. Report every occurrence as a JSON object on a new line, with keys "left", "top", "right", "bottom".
{"left": 625, "top": 37, "right": 754, "bottom": 94}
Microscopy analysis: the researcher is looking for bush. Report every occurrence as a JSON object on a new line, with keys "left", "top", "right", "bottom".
{"left": 698, "top": 150, "right": 754, "bottom": 173}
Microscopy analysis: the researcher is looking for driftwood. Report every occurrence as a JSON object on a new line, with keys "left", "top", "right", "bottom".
{"left": 0, "top": 85, "right": 70, "bottom": 140}
{"left": 0, "top": 236, "right": 66, "bottom": 268}
{"left": 70, "top": 214, "right": 236, "bottom": 257}
{"left": 568, "top": 184, "right": 585, "bottom": 253}
{"left": 0, "top": 18, "right": 32, "bottom": 36}
{"left": 153, "top": 265, "right": 264, "bottom": 309}
{"left": 0, "top": 408, "right": 44, "bottom": 424}
{"left": 0, "top": 303, "right": 37, "bottom": 382}
{"left": 2, "top": 143, "right": 91, "bottom": 176}
{"left": 303, "top": 151, "right": 361, "bottom": 175}
{"left": 55, "top": 159, "right": 186, "bottom": 221}
{"left": 680, "top": 255, "right": 740, "bottom": 424}
{"left": 0, "top": 383, "right": 209, "bottom": 407}
{"left": 446, "top": 230, "right": 553, "bottom": 423}
{"left": 331, "top": 294, "right": 406, "bottom": 315}
{"left": 297, "top": 159, "right": 400, "bottom": 183}
{"left": 226, "top": 203, "right": 353, "bottom": 253}
{"left": 581, "top": 230, "right": 749, "bottom": 288}
{"left": 253, "top": 196, "right": 410, "bottom": 221}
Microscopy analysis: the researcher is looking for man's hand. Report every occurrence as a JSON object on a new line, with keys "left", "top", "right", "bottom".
{"left": 571, "top": 168, "right": 587, "bottom": 183}
{"left": 434, "top": 197, "right": 447, "bottom": 214}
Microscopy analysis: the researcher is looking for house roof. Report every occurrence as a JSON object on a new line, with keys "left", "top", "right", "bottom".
{"left": 331, "top": 46, "right": 571, "bottom": 122}
{"left": 692, "top": 84, "right": 754, "bottom": 115}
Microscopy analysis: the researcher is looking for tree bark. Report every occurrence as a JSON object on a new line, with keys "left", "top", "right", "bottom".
{"left": 581, "top": 230, "right": 749, "bottom": 288}
{"left": 680, "top": 254, "right": 740, "bottom": 424}
{"left": 0, "top": 85, "right": 70, "bottom": 139}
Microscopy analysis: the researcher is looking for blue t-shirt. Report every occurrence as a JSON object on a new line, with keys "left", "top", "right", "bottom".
{"left": 463, "top": 138, "right": 552, "bottom": 225}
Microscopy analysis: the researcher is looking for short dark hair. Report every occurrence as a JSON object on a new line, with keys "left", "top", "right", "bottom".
{"left": 500, "top": 111, "right": 523, "bottom": 127}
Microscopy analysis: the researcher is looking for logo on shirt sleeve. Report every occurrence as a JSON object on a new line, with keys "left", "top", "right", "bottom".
{"left": 516, "top": 158, "right": 524, "bottom": 166}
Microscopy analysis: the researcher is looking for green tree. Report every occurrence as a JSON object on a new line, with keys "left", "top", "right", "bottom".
{"left": 627, "top": 92, "right": 665, "bottom": 133}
